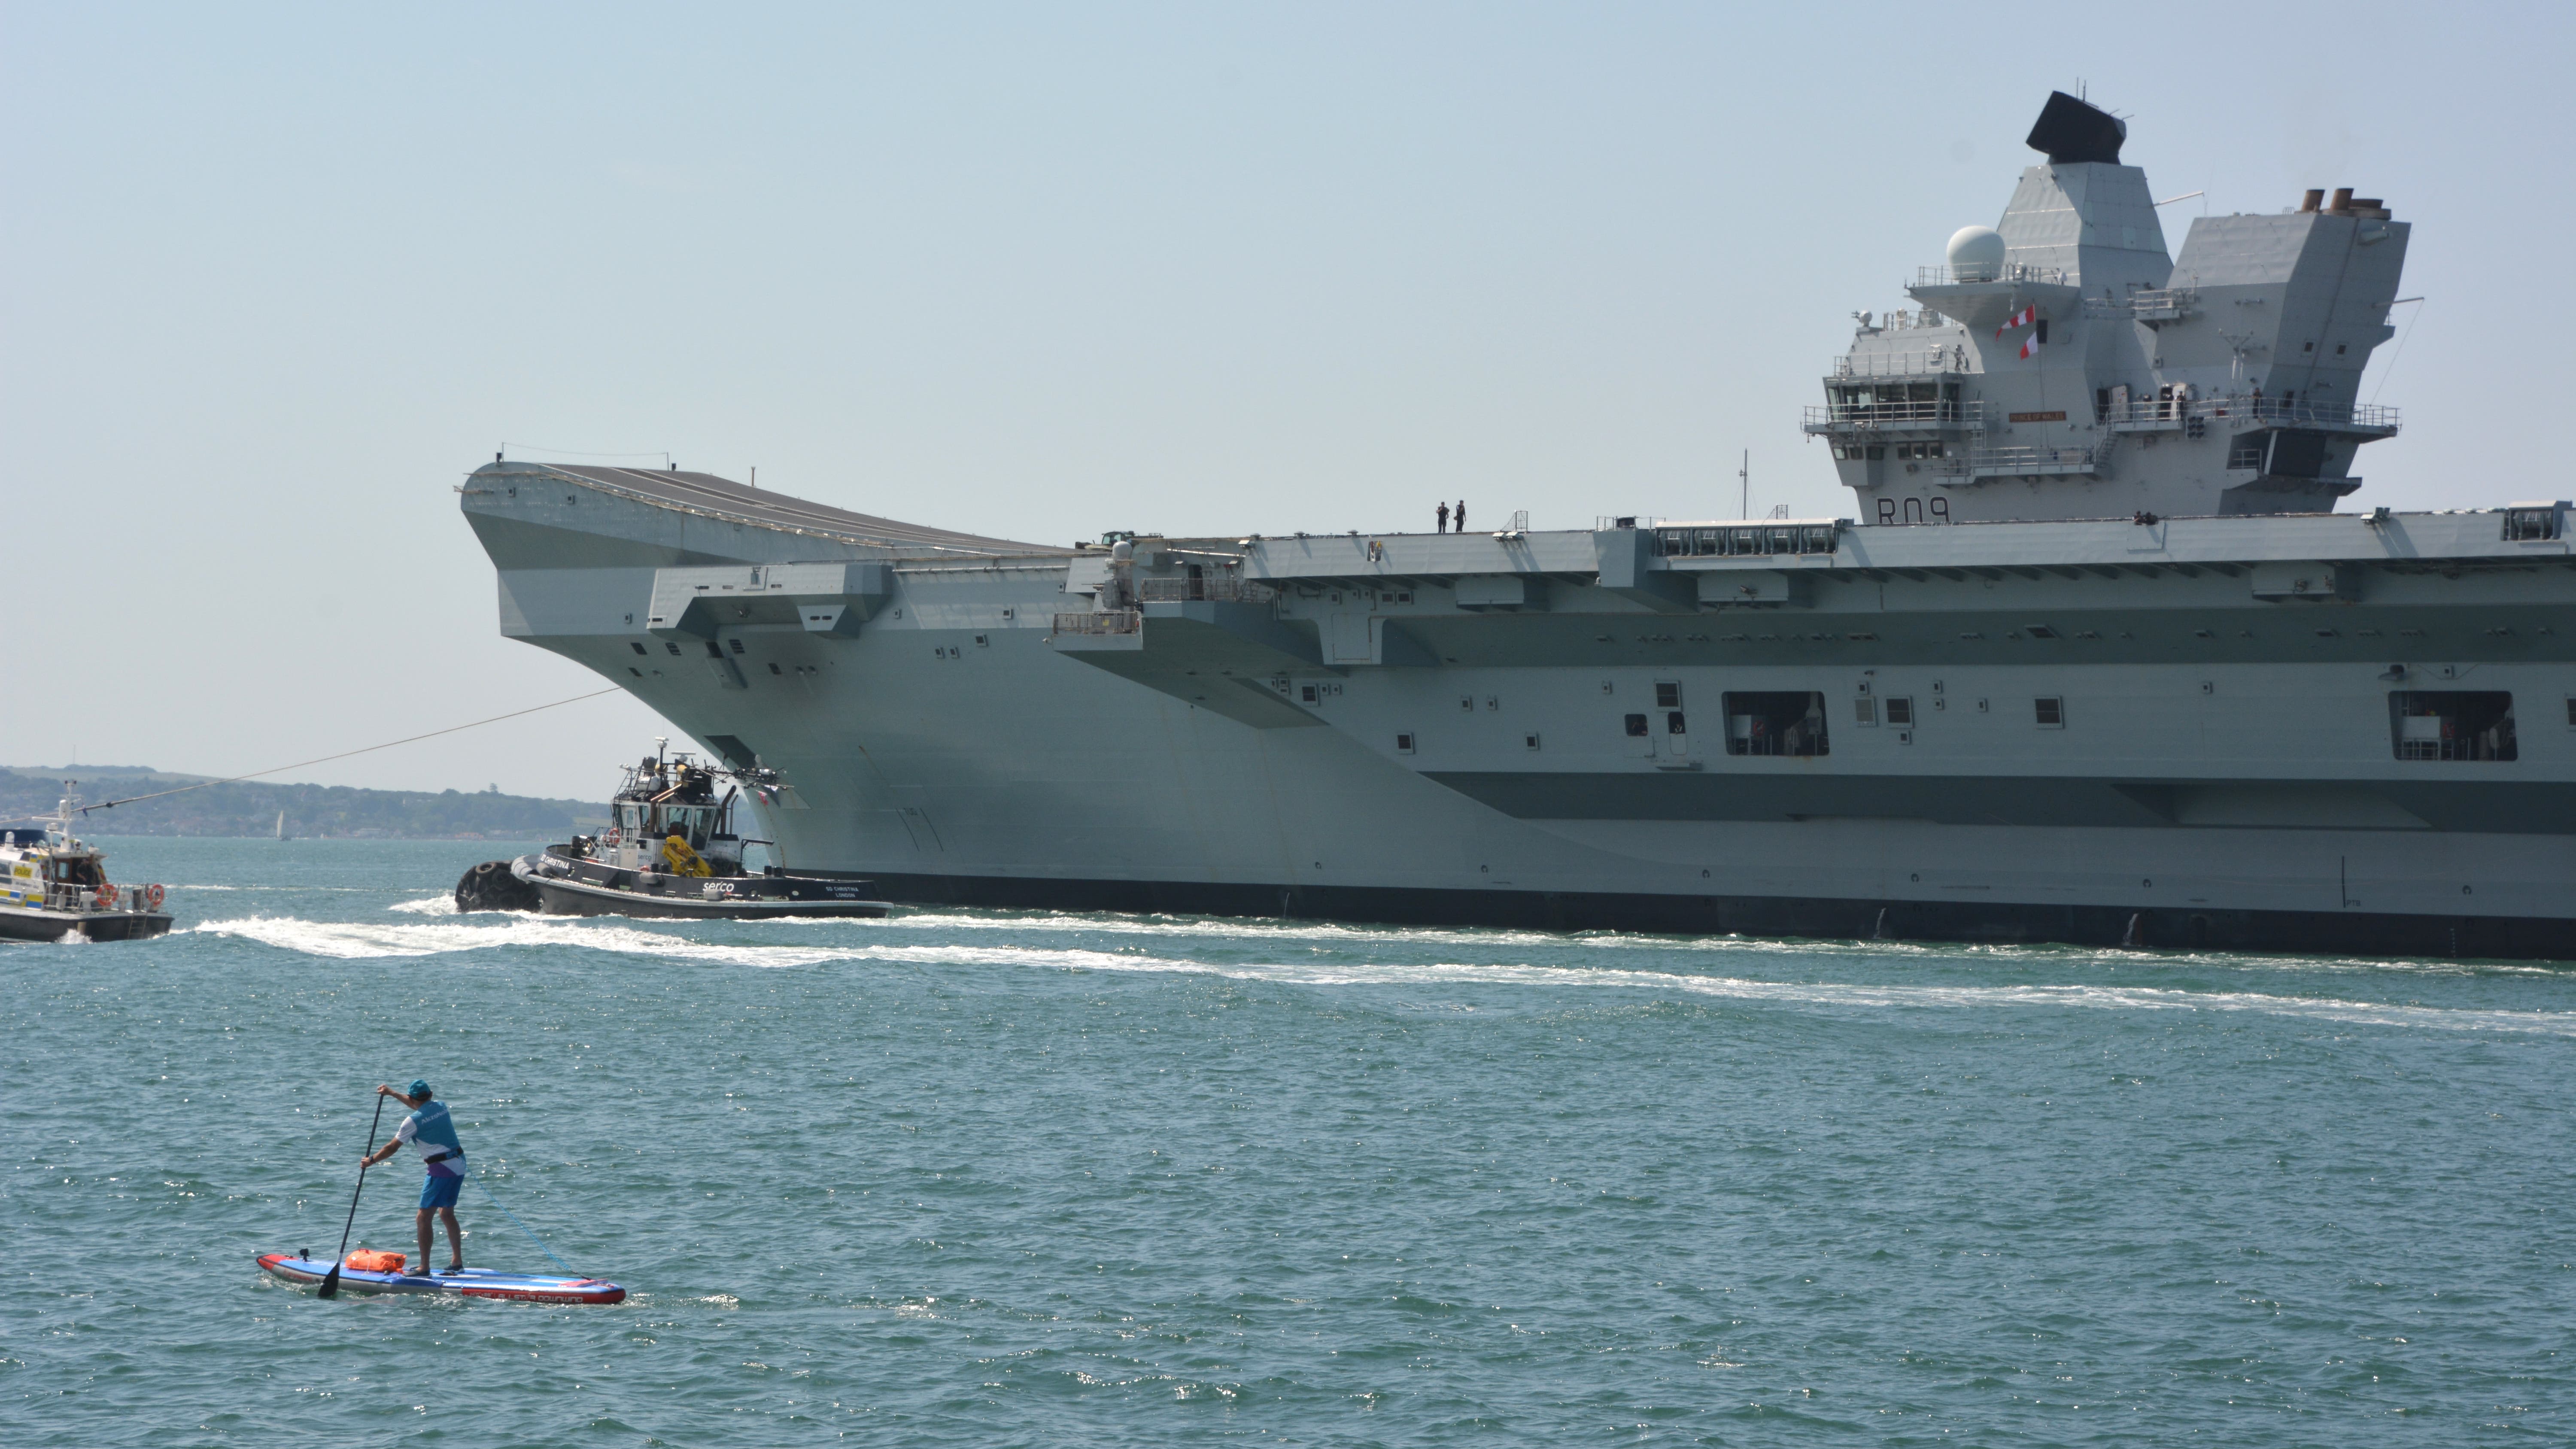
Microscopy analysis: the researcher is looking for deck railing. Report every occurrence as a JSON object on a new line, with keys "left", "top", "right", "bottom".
{"left": 1935, "top": 445, "right": 2099, "bottom": 477}
{"left": 2097, "top": 395, "right": 2399, "bottom": 433}
{"left": 1831, "top": 348, "right": 1972, "bottom": 379}
{"left": 1803, "top": 398, "right": 1984, "bottom": 431}
{"left": 1912, "top": 263, "right": 2068, "bottom": 288}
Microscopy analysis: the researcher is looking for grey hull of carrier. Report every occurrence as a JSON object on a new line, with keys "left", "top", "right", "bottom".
{"left": 463, "top": 94, "right": 2576, "bottom": 960}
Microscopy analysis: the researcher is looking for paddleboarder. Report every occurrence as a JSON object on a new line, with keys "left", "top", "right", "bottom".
{"left": 361, "top": 1080, "right": 467, "bottom": 1275}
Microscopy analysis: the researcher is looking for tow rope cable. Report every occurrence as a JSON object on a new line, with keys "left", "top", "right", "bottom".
{"left": 71, "top": 689, "right": 623, "bottom": 816}
{"left": 468, "top": 1173, "right": 588, "bottom": 1279}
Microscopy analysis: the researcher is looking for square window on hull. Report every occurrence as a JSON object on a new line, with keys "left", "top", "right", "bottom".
{"left": 1724, "top": 692, "right": 1829, "bottom": 757}
{"left": 2391, "top": 691, "right": 2517, "bottom": 761}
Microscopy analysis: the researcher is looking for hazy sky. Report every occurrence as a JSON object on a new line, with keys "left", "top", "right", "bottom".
{"left": 7, "top": 3, "right": 2567, "bottom": 801}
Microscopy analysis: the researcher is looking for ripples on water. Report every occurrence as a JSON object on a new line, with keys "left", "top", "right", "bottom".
{"left": 8, "top": 838, "right": 2574, "bottom": 1445}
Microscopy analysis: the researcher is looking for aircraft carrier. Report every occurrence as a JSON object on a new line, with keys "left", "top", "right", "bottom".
{"left": 462, "top": 93, "right": 2576, "bottom": 959}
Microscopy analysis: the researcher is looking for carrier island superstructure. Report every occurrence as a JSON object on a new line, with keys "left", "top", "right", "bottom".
{"left": 463, "top": 93, "right": 2576, "bottom": 958}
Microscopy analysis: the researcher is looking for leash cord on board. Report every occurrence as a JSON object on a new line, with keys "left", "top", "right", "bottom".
{"left": 469, "top": 1174, "right": 587, "bottom": 1279}
{"left": 71, "top": 689, "right": 625, "bottom": 815}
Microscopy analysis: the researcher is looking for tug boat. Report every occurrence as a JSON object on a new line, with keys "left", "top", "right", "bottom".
{"left": 454, "top": 744, "right": 890, "bottom": 919}
{"left": 0, "top": 788, "right": 173, "bottom": 942}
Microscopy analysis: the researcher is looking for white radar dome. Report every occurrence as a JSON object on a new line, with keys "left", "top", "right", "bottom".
{"left": 1945, "top": 226, "right": 2006, "bottom": 282}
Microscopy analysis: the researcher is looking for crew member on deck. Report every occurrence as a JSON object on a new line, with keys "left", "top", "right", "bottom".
{"left": 1436, "top": 501, "right": 1449, "bottom": 533}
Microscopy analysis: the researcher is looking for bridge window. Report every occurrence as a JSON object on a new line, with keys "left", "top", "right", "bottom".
{"left": 1659, "top": 524, "right": 1840, "bottom": 558}
{"left": 1724, "top": 692, "right": 1830, "bottom": 757}
{"left": 2504, "top": 506, "right": 2562, "bottom": 542}
{"left": 2391, "top": 691, "right": 2517, "bottom": 761}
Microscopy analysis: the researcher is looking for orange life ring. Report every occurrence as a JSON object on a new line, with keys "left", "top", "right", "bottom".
{"left": 604, "top": 826, "right": 622, "bottom": 846}
{"left": 94, "top": 885, "right": 116, "bottom": 911}
{"left": 143, "top": 883, "right": 166, "bottom": 910}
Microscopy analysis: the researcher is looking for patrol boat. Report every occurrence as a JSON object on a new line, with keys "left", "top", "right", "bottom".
{"left": 454, "top": 744, "right": 890, "bottom": 919}
{"left": 0, "top": 788, "right": 173, "bottom": 942}
{"left": 457, "top": 93, "right": 2576, "bottom": 960}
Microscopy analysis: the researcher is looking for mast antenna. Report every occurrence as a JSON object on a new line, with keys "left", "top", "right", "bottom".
{"left": 1739, "top": 450, "right": 1750, "bottom": 520}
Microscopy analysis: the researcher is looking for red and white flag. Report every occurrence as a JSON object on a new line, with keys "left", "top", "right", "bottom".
{"left": 1993, "top": 304, "right": 2036, "bottom": 339}
{"left": 2019, "top": 331, "right": 2041, "bottom": 359}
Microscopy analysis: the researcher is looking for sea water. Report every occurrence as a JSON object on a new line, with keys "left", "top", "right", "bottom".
{"left": 6, "top": 837, "right": 2574, "bottom": 1446}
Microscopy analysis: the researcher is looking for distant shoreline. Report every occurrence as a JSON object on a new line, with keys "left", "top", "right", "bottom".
{"left": 3, "top": 766, "right": 604, "bottom": 841}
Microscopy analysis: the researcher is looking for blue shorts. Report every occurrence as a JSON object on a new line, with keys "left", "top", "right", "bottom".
{"left": 419, "top": 1172, "right": 463, "bottom": 1210}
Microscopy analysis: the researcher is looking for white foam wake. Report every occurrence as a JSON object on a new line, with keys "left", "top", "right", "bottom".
{"left": 190, "top": 914, "right": 870, "bottom": 968}
{"left": 853, "top": 944, "right": 2576, "bottom": 1037}
{"left": 183, "top": 916, "right": 2576, "bottom": 1037}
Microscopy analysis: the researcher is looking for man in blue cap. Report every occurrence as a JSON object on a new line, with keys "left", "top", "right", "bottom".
{"left": 361, "top": 1079, "right": 467, "bottom": 1275}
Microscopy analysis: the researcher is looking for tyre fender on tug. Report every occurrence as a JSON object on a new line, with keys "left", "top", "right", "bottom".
{"left": 454, "top": 858, "right": 542, "bottom": 913}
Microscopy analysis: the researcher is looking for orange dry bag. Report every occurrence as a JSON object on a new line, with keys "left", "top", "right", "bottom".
{"left": 346, "top": 1249, "right": 407, "bottom": 1273}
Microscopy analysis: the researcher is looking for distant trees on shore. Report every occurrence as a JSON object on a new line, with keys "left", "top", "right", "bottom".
{"left": 0, "top": 767, "right": 605, "bottom": 840}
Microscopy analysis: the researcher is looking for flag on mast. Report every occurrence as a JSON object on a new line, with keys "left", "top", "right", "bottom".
{"left": 1993, "top": 304, "right": 2036, "bottom": 340}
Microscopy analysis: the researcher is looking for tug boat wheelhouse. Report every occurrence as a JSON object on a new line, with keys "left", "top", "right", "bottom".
{"left": 454, "top": 744, "right": 890, "bottom": 919}
{"left": 0, "top": 789, "right": 173, "bottom": 943}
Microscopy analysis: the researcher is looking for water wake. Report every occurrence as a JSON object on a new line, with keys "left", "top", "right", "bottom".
{"left": 182, "top": 914, "right": 2576, "bottom": 1037}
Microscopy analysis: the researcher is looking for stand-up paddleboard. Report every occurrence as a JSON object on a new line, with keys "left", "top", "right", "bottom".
{"left": 257, "top": 1253, "right": 626, "bottom": 1305}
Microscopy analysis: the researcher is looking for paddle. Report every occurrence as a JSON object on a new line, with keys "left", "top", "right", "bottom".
{"left": 318, "top": 1091, "right": 390, "bottom": 1299}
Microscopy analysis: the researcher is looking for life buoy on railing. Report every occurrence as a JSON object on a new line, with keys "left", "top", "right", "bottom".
{"left": 604, "top": 826, "right": 622, "bottom": 846}
{"left": 94, "top": 885, "right": 117, "bottom": 911}
{"left": 143, "top": 883, "right": 166, "bottom": 910}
